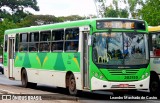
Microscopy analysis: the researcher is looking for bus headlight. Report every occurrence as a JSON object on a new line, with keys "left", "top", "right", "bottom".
{"left": 145, "top": 73, "right": 148, "bottom": 77}
{"left": 100, "top": 75, "right": 103, "bottom": 79}
{"left": 142, "top": 75, "right": 145, "bottom": 79}
{"left": 95, "top": 73, "right": 98, "bottom": 77}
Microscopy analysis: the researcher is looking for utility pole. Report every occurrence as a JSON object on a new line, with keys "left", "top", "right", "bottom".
{"left": 93, "top": 0, "right": 106, "bottom": 18}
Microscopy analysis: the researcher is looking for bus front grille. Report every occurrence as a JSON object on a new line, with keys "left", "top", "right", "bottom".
{"left": 108, "top": 69, "right": 139, "bottom": 75}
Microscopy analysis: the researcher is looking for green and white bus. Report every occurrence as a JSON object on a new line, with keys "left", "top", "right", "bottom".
{"left": 3, "top": 18, "right": 150, "bottom": 95}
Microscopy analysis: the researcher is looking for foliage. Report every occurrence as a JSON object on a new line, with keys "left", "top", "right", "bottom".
{"left": 0, "top": 19, "right": 18, "bottom": 54}
{"left": 139, "top": 0, "right": 160, "bottom": 26}
{"left": 59, "top": 15, "right": 85, "bottom": 21}
{"left": 17, "top": 15, "right": 86, "bottom": 27}
{"left": 104, "top": 0, "right": 144, "bottom": 18}
{"left": 17, "top": 15, "right": 63, "bottom": 27}
{"left": 0, "top": 0, "right": 39, "bottom": 12}
{"left": 99, "top": 0, "right": 160, "bottom": 26}
{"left": 0, "top": 0, "right": 39, "bottom": 23}
{"left": 119, "top": 9, "right": 129, "bottom": 18}
{"left": 104, "top": 6, "right": 118, "bottom": 17}
{"left": 0, "top": 19, "right": 18, "bottom": 40}
{"left": 104, "top": 5, "right": 128, "bottom": 18}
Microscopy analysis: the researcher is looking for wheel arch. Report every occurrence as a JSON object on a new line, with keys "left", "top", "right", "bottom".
{"left": 150, "top": 70, "right": 159, "bottom": 80}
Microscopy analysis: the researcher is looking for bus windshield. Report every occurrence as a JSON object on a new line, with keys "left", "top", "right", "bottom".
{"left": 92, "top": 32, "right": 149, "bottom": 66}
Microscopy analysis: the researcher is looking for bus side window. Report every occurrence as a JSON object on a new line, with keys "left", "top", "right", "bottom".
{"left": 51, "top": 29, "right": 64, "bottom": 52}
{"left": 39, "top": 43, "right": 50, "bottom": 52}
{"left": 20, "top": 33, "right": 28, "bottom": 42}
{"left": 39, "top": 31, "right": 51, "bottom": 52}
{"left": 66, "top": 41, "right": 76, "bottom": 50}
{"left": 19, "top": 44, "right": 23, "bottom": 51}
{"left": 65, "top": 28, "right": 79, "bottom": 40}
{"left": 19, "top": 33, "right": 28, "bottom": 52}
{"left": 29, "top": 32, "right": 39, "bottom": 52}
{"left": 65, "top": 28, "right": 79, "bottom": 52}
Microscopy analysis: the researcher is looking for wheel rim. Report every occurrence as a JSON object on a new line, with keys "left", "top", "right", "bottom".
{"left": 69, "top": 78, "right": 76, "bottom": 91}
{"left": 68, "top": 74, "right": 77, "bottom": 95}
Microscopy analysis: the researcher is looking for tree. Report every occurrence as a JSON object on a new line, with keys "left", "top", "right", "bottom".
{"left": 103, "top": 0, "right": 144, "bottom": 18}
{"left": 0, "top": 19, "right": 18, "bottom": 55}
{"left": 104, "top": 4, "right": 128, "bottom": 18}
{"left": 0, "top": 0, "right": 39, "bottom": 12}
{"left": 59, "top": 15, "right": 85, "bottom": 22}
{"left": 18, "top": 15, "right": 63, "bottom": 27}
{"left": 119, "top": 9, "right": 129, "bottom": 18}
{"left": 0, "top": 0, "right": 39, "bottom": 23}
{"left": 0, "top": 19, "right": 18, "bottom": 42}
{"left": 127, "top": 0, "right": 145, "bottom": 19}
{"left": 18, "top": 15, "right": 86, "bottom": 27}
{"left": 104, "top": 5, "right": 118, "bottom": 17}
{"left": 139, "top": 0, "right": 160, "bottom": 26}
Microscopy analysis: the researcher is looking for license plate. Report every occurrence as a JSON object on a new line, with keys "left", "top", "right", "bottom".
{"left": 119, "top": 84, "right": 129, "bottom": 88}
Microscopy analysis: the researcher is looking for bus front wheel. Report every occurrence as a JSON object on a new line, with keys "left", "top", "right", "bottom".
{"left": 149, "top": 75, "right": 160, "bottom": 96}
{"left": 68, "top": 73, "right": 77, "bottom": 95}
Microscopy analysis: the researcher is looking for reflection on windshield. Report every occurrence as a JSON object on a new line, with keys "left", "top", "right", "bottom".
{"left": 93, "top": 32, "right": 148, "bottom": 65}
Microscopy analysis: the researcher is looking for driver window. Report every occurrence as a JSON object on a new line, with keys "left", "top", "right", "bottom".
{"left": 152, "top": 33, "right": 160, "bottom": 56}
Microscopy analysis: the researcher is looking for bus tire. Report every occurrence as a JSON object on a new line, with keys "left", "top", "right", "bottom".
{"left": 21, "top": 69, "right": 29, "bottom": 88}
{"left": 21, "top": 69, "right": 37, "bottom": 88}
{"left": 1, "top": 69, "right": 4, "bottom": 74}
{"left": 149, "top": 73, "right": 160, "bottom": 96}
{"left": 68, "top": 73, "right": 77, "bottom": 95}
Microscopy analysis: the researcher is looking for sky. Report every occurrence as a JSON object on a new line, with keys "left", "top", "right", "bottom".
{"left": 30, "top": 0, "right": 98, "bottom": 17}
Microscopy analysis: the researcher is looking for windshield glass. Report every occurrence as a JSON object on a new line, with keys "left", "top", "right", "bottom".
{"left": 92, "top": 32, "right": 149, "bottom": 66}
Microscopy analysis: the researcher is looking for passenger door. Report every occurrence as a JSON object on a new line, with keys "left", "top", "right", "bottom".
{"left": 8, "top": 35, "right": 15, "bottom": 78}
{"left": 80, "top": 26, "right": 90, "bottom": 89}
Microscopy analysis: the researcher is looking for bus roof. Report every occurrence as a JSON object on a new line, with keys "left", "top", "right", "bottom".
{"left": 148, "top": 26, "right": 160, "bottom": 32}
{"left": 5, "top": 18, "right": 146, "bottom": 35}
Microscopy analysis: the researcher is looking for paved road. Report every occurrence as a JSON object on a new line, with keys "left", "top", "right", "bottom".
{"left": 0, "top": 74, "right": 21, "bottom": 86}
{"left": 0, "top": 74, "right": 159, "bottom": 103}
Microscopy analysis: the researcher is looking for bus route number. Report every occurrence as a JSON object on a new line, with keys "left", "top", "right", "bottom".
{"left": 124, "top": 76, "right": 138, "bottom": 79}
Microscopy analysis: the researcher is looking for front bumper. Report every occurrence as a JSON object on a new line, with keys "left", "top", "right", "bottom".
{"left": 91, "top": 76, "right": 150, "bottom": 90}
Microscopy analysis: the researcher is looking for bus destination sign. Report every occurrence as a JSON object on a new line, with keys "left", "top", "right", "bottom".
{"left": 97, "top": 21, "right": 145, "bottom": 30}
{"left": 97, "top": 21, "right": 134, "bottom": 29}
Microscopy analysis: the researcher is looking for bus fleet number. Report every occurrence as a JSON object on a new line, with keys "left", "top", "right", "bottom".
{"left": 124, "top": 76, "right": 138, "bottom": 79}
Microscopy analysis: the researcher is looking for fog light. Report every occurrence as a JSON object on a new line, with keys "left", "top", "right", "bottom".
{"left": 103, "top": 85, "right": 107, "bottom": 88}
{"left": 140, "top": 84, "right": 143, "bottom": 87}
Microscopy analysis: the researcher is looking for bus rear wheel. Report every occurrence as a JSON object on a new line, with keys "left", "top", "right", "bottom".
{"left": 68, "top": 74, "right": 77, "bottom": 95}
{"left": 21, "top": 69, "right": 37, "bottom": 88}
